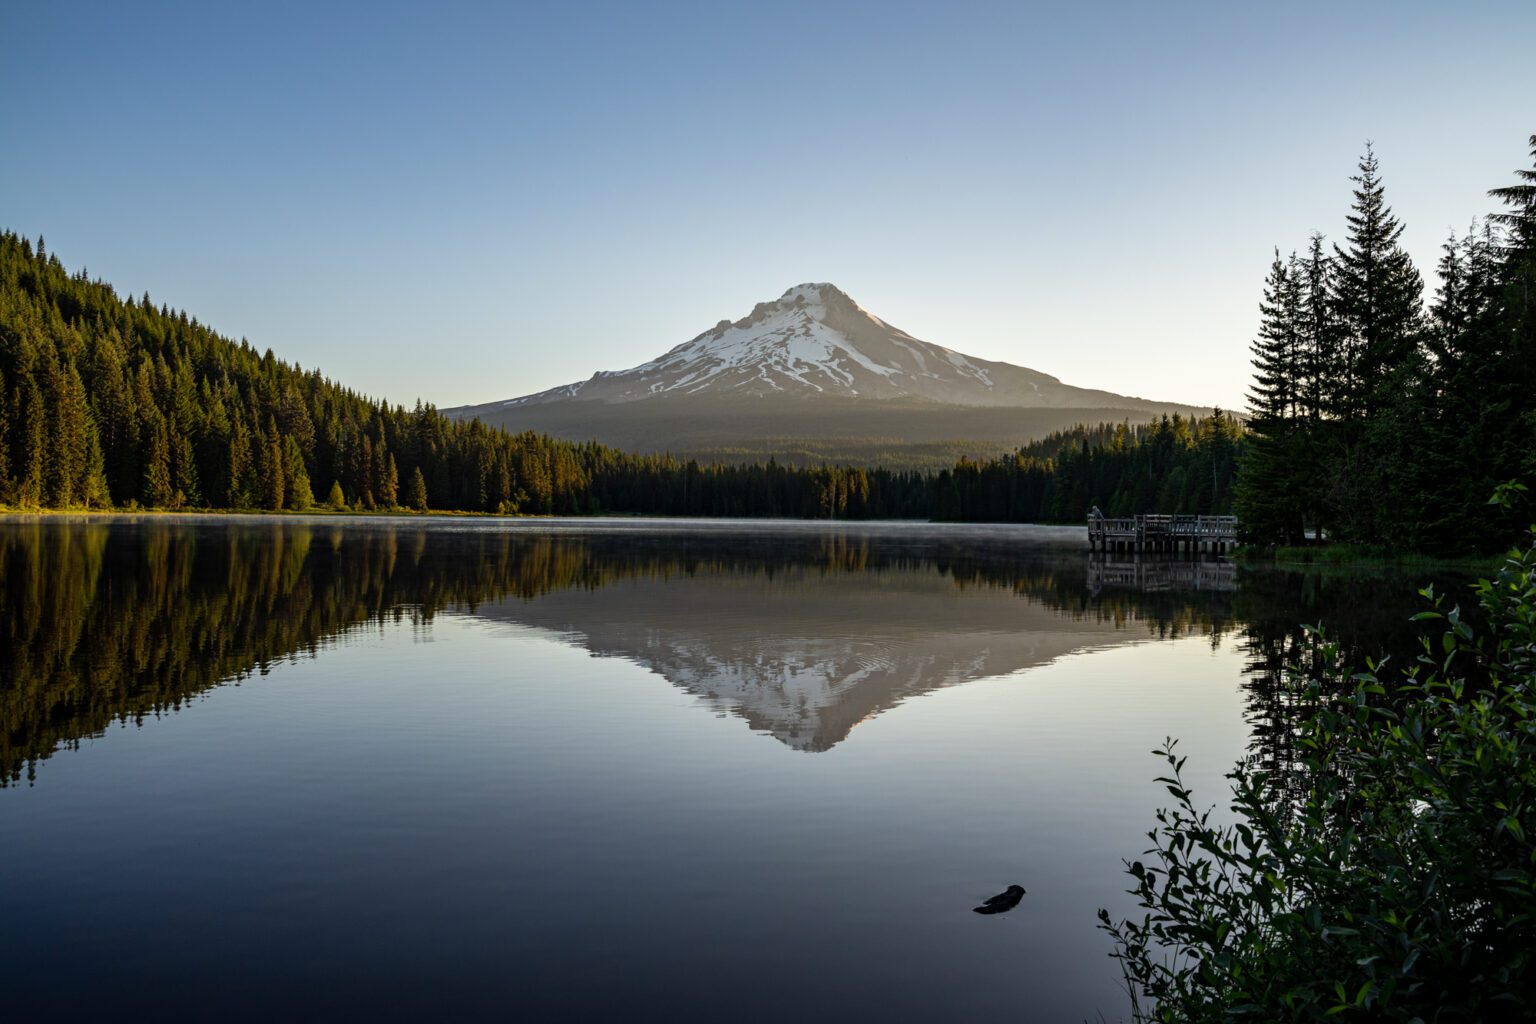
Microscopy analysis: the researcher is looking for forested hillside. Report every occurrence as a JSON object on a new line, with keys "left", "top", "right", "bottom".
{"left": 0, "top": 229, "right": 1233, "bottom": 523}
{"left": 1237, "top": 135, "right": 1536, "bottom": 553}
{"left": 929, "top": 413, "right": 1242, "bottom": 522}
{"left": 0, "top": 230, "right": 611, "bottom": 515}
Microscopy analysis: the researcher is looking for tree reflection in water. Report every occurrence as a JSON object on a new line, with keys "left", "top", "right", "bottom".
{"left": 0, "top": 518, "right": 1464, "bottom": 785}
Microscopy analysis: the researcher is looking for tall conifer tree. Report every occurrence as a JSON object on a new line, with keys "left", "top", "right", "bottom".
{"left": 1324, "top": 146, "right": 1425, "bottom": 541}
{"left": 380, "top": 453, "right": 400, "bottom": 509}
{"left": 283, "top": 436, "right": 314, "bottom": 510}
{"left": 89, "top": 328, "right": 135, "bottom": 501}
{"left": 17, "top": 379, "right": 47, "bottom": 508}
{"left": 407, "top": 466, "right": 429, "bottom": 511}
{"left": 1299, "top": 233, "right": 1338, "bottom": 424}
{"left": 1482, "top": 135, "right": 1536, "bottom": 540}
{"left": 1330, "top": 145, "right": 1424, "bottom": 421}
{"left": 82, "top": 426, "right": 111, "bottom": 508}
{"left": 0, "top": 366, "right": 11, "bottom": 502}
{"left": 142, "top": 414, "right": 174, "bottom": 508}
{"left": 45, "top": 361, "right": 93, "bottom": 507}
{"left": 259, "top": 422, "right": 285, "bottom": 510}
{"left": 1236, "top": 252, "right": 1307, "bottom": 543}
{"left": 172, "top": 431, "right": 200, "bottom": 507}
{"left": 1489, "top": 134, "right": 1536, "bottom": 255}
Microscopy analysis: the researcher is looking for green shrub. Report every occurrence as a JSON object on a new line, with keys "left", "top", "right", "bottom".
{"left": 1101, "top": 502, "right": 1536, "bottom": 1021}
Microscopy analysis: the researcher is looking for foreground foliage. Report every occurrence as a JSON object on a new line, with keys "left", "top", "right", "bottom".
{"left": 1102, "top": 494, "right": 1536, "bottom": 1021}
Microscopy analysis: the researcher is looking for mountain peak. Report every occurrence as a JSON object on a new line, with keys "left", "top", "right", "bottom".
{"left": 777, "top": 281, "right": 847, "bottom": 303}
{"left": 771, "top": 282, "right": 873, "bottom": 321}
{"left": 478, "top": 282, "right": 1191, "bottom": 412}
{"left": 445, "top": 282, "right": 1210, "bottom": 459}
{"left": 494, "top": 281, "right": 1047, "bottom": 407}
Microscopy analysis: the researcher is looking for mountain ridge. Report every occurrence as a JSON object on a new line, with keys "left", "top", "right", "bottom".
{"left": 448, "top": 282, "right": 1213, "bottom": 466}
{"left": 465, "top": 282, "right": 1179, "bottom": 410}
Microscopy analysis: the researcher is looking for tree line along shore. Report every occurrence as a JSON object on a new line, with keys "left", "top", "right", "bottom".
{"left": 2, "top": 134, "right": 1532, "bottom": 555}
{"left": 1237, "top": 136, "right": 1535, "bottom": 554}
{"left": 0, "top": 227, "right": 1238, "bottom": 525}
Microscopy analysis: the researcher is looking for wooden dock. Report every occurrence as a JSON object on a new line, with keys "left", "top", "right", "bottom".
{"left": 1087, "top": 513, "right": 1238, "bottom": 555}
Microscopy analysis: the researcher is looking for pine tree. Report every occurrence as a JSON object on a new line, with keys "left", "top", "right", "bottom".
{"left": 1478, "top": 135, "right": 1536, "bottom": 546}
{"left": 407, "top": 466, "right": 429, "bottom": 511}
{"left": 1298, "top": 233, "right": 1339, "bottom": 424}
{"left": 380, "top": 453, "right": 400, "bottom": 509}
{"left": 1324, "top": 146, "right": 1426, "bottom": 542}
{"left": 1330, "top": 144, "right": 1425, "bottom": 421}
{"left": 1488, "top": 133, "right": 1536, "bottom": 256}
{"left": 17, "top": 379, "right": 48, "bottom": 508}
{"left": 82, "top": 426, "right": 111, "bottom": 508}
{"left": 45, "top": 361, "right": 93, "bottom": 507}
{"left": 276, "top": 384, "right": 315, "bottom": 459}
{"left": 172, "top": 430, "right": 200, "bottom": 508}
{"left": 1246, "top": 250, "right": 1303, "bottom": 422}
{"left": 1428, "top": 228, "right": 1477, "bottom": 358}
{"left": 282, "top": 436, "right": 313, "bottom": 510}
{"left": 89, "top": 328, "right": 135, "bottom": 502}
{"left": 226, "top": 414, "right": 253, "bottom": 507}
{"left": 259, "top": 425, "right": 285, "bottom": 511}
{"left": 1290, "top": 233, "right": 1341, "bottom": 540}
{"left": 1392, "top": 225, "right": 1497, "bottom": 549}
{"left": 0, "top": 367, "right": 11, "bottom": 503}
{"left": 130, "top": 362, "right": 158, "bottom": 506}
{"left": 327, "top": 480, "right": 347, "bottom": 510}
{"left": 142, "top": 414, "right": 174, "bottom": 508}
{"left": 1236, "top": 252, "right": 1307, "bottom": 543}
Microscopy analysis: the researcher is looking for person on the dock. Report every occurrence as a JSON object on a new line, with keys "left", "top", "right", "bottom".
{"left": 1090, "top": 505, "right": 1104, "bottom": 522}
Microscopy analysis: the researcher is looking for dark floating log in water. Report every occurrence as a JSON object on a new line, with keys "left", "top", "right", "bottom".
{"left": 972, "top": 884, "right": 1026, "bottom": 915}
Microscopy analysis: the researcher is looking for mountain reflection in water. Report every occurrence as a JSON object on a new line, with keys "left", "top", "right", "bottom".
{"left": 1, "top": 517, "right": 1457, "bottom": 786}
{"left": 0, "top": 516, "right": 1481, "bottom": 1022}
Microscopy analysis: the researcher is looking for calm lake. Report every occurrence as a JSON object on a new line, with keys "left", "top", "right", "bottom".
{"left": 0, "top": 517, "right": 1466, "bottom": 1021}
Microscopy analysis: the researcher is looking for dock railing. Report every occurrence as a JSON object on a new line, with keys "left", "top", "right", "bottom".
{"left": 1087, "top": 513, "right": 1238, "bottom": 554}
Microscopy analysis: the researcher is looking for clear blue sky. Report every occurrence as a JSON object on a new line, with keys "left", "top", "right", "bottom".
{"left": 4, "top": 1, "right": 1532, "bottom": 412}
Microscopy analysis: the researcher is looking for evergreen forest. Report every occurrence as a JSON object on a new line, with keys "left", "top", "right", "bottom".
{"left": 1236, "top": 134, "right": 1536, "bottom": 554}
{"left": 0, "top": 227, "right": 1236, "bottom": 524}
{"left": 1, "top": 131, "right": 1531, "bottom": 554}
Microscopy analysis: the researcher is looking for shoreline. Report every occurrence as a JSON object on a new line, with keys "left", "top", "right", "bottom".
{"left": 4, "top": 510, "right": 1510, "bottom": 566}
{"left": 0, "top": 509, "right": 1093, "bottom": 543}
{"left": 1232, "top": 542, "right": 1503, "bottom": 572}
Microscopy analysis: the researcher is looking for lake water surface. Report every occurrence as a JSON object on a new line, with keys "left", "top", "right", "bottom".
{"left": 0, "top": 517, "right": 1465, "bottom": 1021}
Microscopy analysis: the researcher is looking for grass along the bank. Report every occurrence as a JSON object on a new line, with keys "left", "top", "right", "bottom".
{"left": 1233, "top": 542, "right": 1502, "bottom": 572}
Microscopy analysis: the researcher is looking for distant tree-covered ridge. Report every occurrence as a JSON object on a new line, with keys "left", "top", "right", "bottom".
{"left": 928, "top": 413, "right": 1242, "bottom": 522}
{"left": 1237, "top": 134, "right": 1536, "bottom": 554}
{"left": 0, "top": 229, "right": 884, "bottom": 517}
{"left": 1, "top": 230, "right": 577, "bottom": 514}
{"left": 6, "top": 135, "right": 1529, "bottom": 544}
{"left": 0, "top": 228, "right": 1236, "bottom": 522}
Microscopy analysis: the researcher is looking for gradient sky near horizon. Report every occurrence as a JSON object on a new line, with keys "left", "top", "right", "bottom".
{"left": 4, "top": 1, "right": 1533, "bottom": 412}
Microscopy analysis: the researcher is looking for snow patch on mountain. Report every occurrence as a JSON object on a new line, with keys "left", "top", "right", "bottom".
{"left": 500, "top": 282, "right": 1047, "bottom": 408}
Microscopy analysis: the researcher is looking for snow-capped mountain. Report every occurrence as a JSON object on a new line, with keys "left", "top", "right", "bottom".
{"left": 447, "top": 283, "right": 1210, "bottom": 464}
{"left": 483, "top": 282, "right": 1149, "bottom": 409}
